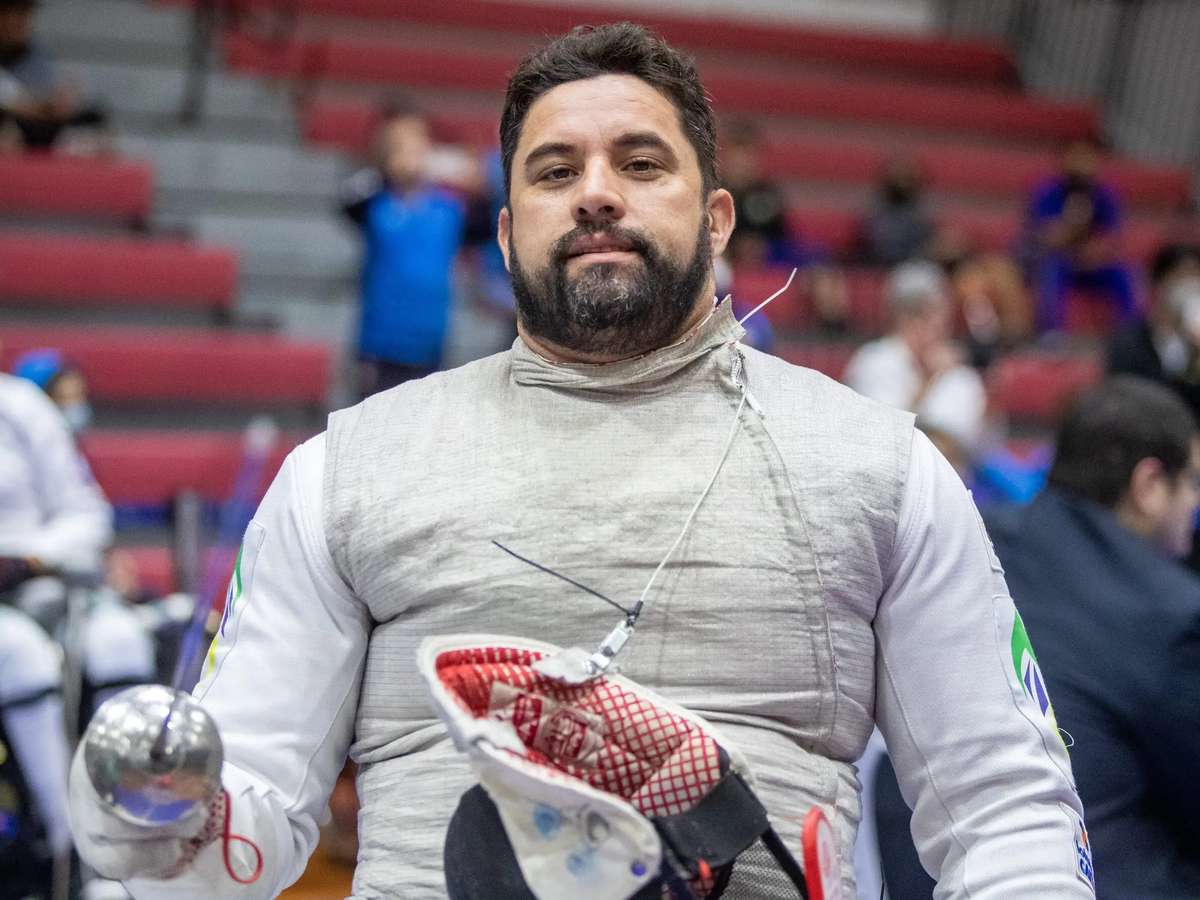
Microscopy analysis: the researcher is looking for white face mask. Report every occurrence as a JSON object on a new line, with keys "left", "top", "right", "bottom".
{"left": 61, "top": 402, "right": 92, "bottom": 434}
{"left": 1166, "top": 277, "right": 1200, "bottom": 331}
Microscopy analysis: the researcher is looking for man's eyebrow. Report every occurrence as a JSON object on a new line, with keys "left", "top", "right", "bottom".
{"left": 611, "top": 131, "right": 678, "bottom": 161}
{"left": 523, "top": 141, "right": 577, "bottom": 171}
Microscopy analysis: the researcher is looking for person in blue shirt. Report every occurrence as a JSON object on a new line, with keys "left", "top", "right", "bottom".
{"left": 340, "top": 99, "right": 469, "bottom": 398}
{"left": 1025, "top": 138, "right": 1138, "bottom": 332}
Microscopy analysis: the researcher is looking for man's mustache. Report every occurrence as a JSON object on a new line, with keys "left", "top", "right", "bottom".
{"left": 551, "top": 225, "right": 653, "bottom": 264}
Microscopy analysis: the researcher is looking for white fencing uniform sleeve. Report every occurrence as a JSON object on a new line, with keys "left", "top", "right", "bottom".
{"left": 874, "top": 430, "right": 1093, "bottom": 899}
{"left": 123, "top": 433, "right": 371, "bottom": 898}
{"left": 5, "top": 383, "right": 112, "bottom": 575}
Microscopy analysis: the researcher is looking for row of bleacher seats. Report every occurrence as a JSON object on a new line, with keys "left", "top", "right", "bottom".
{"left": 223, "top": 32, "right": 1095, "bottom": 142}
{"left": 177, "top": 0, "right": 1017, "bottom": 84}
{"left": 0, "top": 232, "right": 237, "bottom": 312}
{"left": 0, "top": 325, "right": 330, "bottom": 405}
{"left": 0, "top": 155, "right": 155, "bottom": 223}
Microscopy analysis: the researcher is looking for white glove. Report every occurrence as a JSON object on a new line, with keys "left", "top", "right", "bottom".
{"left": 68, "top": 745, "right": 224, "bottom": 881}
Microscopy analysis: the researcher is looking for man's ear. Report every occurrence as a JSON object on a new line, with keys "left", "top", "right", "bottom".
{"left": 497, "top": 206, "right": 512, "bottom": 274}
{"left": 705, "top": 188, "right": 735, "bottom": 259}
{"left": 1127, "top": 456, "right": 1169, "bottom": 518}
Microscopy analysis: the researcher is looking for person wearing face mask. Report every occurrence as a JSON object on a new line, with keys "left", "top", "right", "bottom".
{"left": 863, "top": 156, "right": 935, "bottom": 268}
{"left": 12, "top": 349, "right": 92, "bottom": 435}
{"left": 1025, "top": 139, "right": 1139, "bottom": 333}
{"left": 1109, "top": 243, "right": 1200, "bottom": 420}
{"left": 68, "top": 25, "right": 1092, "bottom": 899}
{"left": 0, "top": 362, "right": 133, "bottom": 899}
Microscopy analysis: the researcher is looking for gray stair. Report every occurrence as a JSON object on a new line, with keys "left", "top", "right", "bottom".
{"left": 32, "top": 0, "right": 511, "bottom": 379}
{"left": 191, "top": 212, "right": 359, "bottom": 283}
{"left": 61, "top": 59, "right": 297, "bottom": 138}
{"left": 117, "top": 132, "right": 344, "bottom": 208}
{"left": 37, "top": 0, "right": 191, "bottom": 60}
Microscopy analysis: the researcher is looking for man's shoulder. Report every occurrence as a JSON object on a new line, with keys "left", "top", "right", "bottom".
{"left": 0, "top": 372, "right": 61, "bottom": 427}
{"left": 743, "top": 343, "right": 912, "bottom": 423}
{"left": 328, "top": 351, "right": 511, "bottom": 433}
{"left": 741, "top": 344, "right": 915, "bottom": 481}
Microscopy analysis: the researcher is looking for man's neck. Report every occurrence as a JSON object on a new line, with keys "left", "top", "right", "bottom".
{"left": 1113, "top": 497, "right": 1156, "bottom": 543}
{"left": 517, "top": 294, "right": 715, "bottom": 365}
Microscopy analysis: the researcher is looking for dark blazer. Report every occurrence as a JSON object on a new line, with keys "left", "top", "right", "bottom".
{"left": 984, "top": 489, "right": 1200, "bottom": 899}
{"left": 1109, "top": 320, "right": 1200, "bottom": 421}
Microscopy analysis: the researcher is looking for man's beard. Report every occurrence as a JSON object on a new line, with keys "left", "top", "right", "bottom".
{"left": 508, "top": 218, "right": 711, "bottom": 358}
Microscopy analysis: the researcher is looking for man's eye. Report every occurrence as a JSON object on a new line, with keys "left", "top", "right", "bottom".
{"left": 541, "top": 167, "right": 574, "bottom": 182}
{"left": 625, "top": 158, "right": 660, "bottom": 174}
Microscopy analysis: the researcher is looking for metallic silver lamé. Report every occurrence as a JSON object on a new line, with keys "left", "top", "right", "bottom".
{"left": 81, "top": 684, "right": 223, "bottom": 827}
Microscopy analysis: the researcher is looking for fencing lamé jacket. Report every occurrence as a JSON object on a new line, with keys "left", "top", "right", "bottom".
{"left": 127, "top": 302, "right": 1092, "bottom": 899}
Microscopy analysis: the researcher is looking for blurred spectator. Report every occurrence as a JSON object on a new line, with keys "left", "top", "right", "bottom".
{"left": 844, "top": 260, "right": 987, "bottom": 475}
{"left": 13, "top": 348, "right": 90, "bottom": 433}
{"left": 721, "top": 120, "right": 790, "bottom": 268}
{"left": 0, "top": 0, "right": 108, "bottom": 153}
{"left": 720, "top": 121, "right": 850, "bottom": 334}
{"left": 1024, "top": 138, "right": 1138, "bottom": 332}
{"left": 930, "top": 224, "right": 1032, "bottom": 368}
{"left": 340, "top": 98, "right": 470, "bottom": 398}
{"left": 863, "top": 155, "right": 935, "bottom": 267}
{"left": 1109, "top": 242, "right": 1200, "bottom": 419}
{"left": 982, "top": 377, "right": 1200, "bottom": 898}
{"left": 0, "top": 369, "right": 109, "bottom": 597}
{"left": 0, "top": 603, "right": 70, "bottom": 900}
{"left": 468, "top": 149, "right": 517, "bottom": 340}
{"left": 0, "top": 370, "right": 147, "bottom": 899}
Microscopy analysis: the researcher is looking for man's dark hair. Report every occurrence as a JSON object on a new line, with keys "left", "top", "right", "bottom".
{"left": 499, "top": 23, "right": 717, "bottom": 199}
{"left": 1149, "top": 242, "right": 1200, "bottom": 287}
{"left": 1048, "top": 375, "right": 1197, "bottom": 507}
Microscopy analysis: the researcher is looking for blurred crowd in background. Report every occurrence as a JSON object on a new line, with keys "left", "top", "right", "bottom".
{"left": 2, "top": 0, "right": 1200, "bottom": 896}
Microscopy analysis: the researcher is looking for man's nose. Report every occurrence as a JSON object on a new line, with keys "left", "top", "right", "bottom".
{"left": 573, "top": 163, "right": 626, "bottom": 223}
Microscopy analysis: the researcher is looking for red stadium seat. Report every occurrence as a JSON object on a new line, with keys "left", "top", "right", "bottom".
{"left": 229, "top": 35, "right": 1093, "bottom": 141}
{"left": 988, "top": 353, "right": 1102, "bottom": 423}
{"left": 0, "top": 233, "right": 237, "bottom": 311}
{"left": 0, "top": 326, "right": 330, "bottom": 406}
{"left": 200, "top": 0, "right": 1015, "bottom": 84}
{"left": 82, "top": 430, "right": 299, "bottom": 505}
{"left": 0, "top": 155, "right": 154, "bottom": 221}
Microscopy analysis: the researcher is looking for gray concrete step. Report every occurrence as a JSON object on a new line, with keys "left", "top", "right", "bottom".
{"left": 61, "top": 59, "right": 297, "bottom": 136}
{"left": 38, "top": 0, "right": 191, "bottom": 58}
{"left": 117, "top": 131, "right": 344, "bottom": 203}
{"left": 191, "top": 212, "right": 359, "bottom": 282}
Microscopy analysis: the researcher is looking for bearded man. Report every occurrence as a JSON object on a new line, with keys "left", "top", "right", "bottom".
{"left": 68, "top": 23, "right": 1093, "bottom": 899}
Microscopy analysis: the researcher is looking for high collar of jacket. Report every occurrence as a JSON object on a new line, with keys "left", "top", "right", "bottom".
{"left": 509, "top": 298, "right": 745, "bottom": 393}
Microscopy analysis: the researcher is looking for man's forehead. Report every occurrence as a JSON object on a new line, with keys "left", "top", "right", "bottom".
{"left": 517, "top": 74, "right": 691, "bottom": 157}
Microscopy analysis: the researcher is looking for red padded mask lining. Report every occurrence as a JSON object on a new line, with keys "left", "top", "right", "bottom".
{"left": 436, "top": 646, "right": 721, "bottom": 818}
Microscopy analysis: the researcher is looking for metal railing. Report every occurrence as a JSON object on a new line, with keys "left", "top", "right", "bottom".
{"left": 940, "top": 0, "right": 1200, "bottom": 194}
{"left": 179, "top": 0, "right": 300, "bottom": 124}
